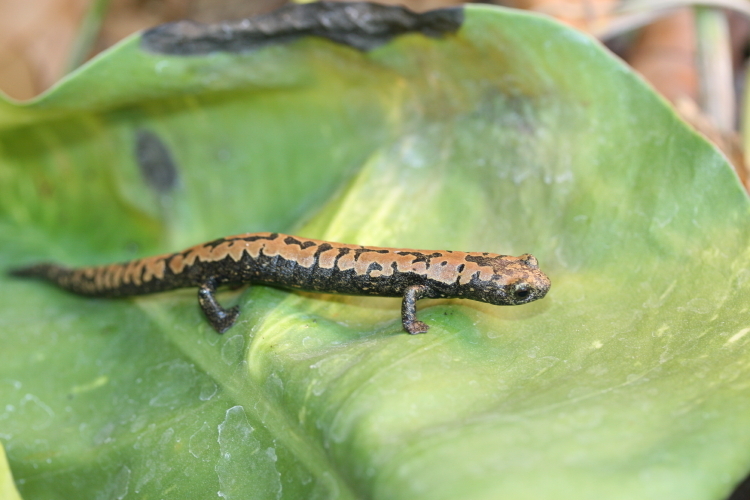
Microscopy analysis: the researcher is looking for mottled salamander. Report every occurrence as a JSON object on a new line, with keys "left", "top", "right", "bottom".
{"left": 9, "top": 232, "right": 551, "bottom": 334}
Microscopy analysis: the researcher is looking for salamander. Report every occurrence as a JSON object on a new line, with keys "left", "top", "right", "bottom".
{"left": 8, "top": 232, "right": 551, "bottom": 334}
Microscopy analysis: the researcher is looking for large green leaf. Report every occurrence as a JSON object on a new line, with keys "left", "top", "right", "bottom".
{"left": 1, "top": 3, "right": 749, "bottom": 499}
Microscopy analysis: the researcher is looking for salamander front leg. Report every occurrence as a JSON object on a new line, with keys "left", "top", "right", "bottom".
{"left": 401, "top": 284, "right": 431, "bottom": 334}
{"left": 198, "top": 279, "right": 240, "bottom": 334}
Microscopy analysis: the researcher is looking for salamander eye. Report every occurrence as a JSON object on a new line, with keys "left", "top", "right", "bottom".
{"left": 512, "top": 283, "right": 531, "bottom": 300}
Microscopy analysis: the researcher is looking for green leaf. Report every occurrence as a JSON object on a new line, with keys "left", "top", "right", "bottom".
{"left": 1, "top": 3, "right": 750, "bottom": 499}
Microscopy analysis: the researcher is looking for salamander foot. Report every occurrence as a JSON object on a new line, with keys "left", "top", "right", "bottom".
{"left": 401, "top": 285, "right": 431, "bottom": 335}
{"left": 403, "top": 320, "right": 430, "bottom": 335}
{"left": 198, "top": 280, "right": 240, "bottom": 334}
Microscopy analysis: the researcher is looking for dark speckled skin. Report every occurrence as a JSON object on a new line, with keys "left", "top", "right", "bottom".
{"left": 8, "top": 232, "right": 551, "bottom": 334}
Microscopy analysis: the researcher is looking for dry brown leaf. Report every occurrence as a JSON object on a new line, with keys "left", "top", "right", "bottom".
{"left": 496, "top": 0, "right": 620, "bottom": 33}
{"left": 627, "top": 8, "right": 698, "bottom": 104}
{"left": 0, "top": 0, "right": 91, "bottom": 99}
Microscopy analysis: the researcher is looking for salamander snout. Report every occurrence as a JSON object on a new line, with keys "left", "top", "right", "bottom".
{"left": 508, "top": 278, "right": 547, "bottom": 304}
{"left": 496, "top": 254, "right": 551, "bottom": 305}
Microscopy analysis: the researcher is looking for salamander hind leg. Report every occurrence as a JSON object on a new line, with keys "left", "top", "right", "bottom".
{"left": 401, "top": 285, "right": 431, "bottom": 335}
{"left": 198, "top": 279, "right": 240, "bottom": 334}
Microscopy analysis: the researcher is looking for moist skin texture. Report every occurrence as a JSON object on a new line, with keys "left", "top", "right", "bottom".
{"left": 9, "top": 232, "right": 551, "bottom": 334}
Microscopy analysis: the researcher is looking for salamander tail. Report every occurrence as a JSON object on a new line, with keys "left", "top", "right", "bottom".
{"left": 8, "top": 263, "right": 69, "bottom": 281}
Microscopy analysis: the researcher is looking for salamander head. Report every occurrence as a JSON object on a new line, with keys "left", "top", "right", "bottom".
{"left": 463, "top": 253, "right": 551, "bottom": 306}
